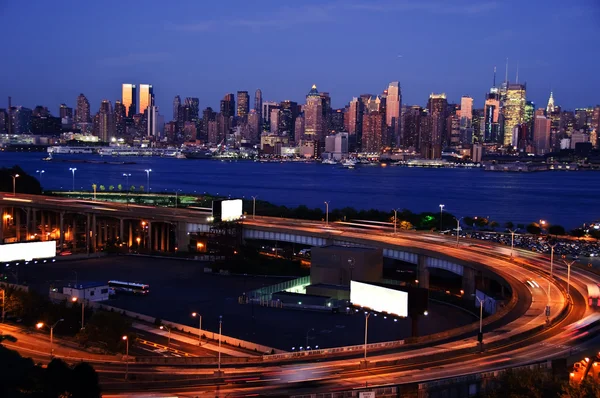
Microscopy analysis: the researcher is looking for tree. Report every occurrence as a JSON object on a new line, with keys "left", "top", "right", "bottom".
{"left": 91, "top": 183, "right": 97, "bottom": 192}
{"left": 117, "top": 184, "right": 122, "bottom": 191}
{"left": 399, "top": 221, "right": 413, "bottom": 230}
{"left": 99, "top": 185, "right": 105, "bottom": 191}
{"left": 561, "top": 377, "right": 600, "bottom": 397}
{"left": 46, "top": 358, "right": 73, "bottom": 397}
{"left": 0, "top": 166, "right": 43, "bottom": 195}
{"left": 71, "top": 362, "right": 101, "bottom": 398}
{"left": 130, "top": 185, "right": 136, "bottom": 192}
{"left": 139, "top": 185, "right": 145, "bottom": 192}
{"left": 505, "top": 221, "right": 515, "bottom": 230}
{"left": 77, "top": 310, "right": 131, "bottom": 352}
{"left": 527, "top": 223, "right": 542, "bottom": 235}
{"left": 482, "top": 368, "right": 562, "bottom": 398}
{"left": 571, "top": 228, "right": 586, "bottom": 238}
{"left": 109, "top": 185, "right": 114, "bottom": 191}
{"left": 549, "top": 225, "right": 566, "bottom": 236}
{"left": 489, "top": 221, "right": 499, "bottom": 229}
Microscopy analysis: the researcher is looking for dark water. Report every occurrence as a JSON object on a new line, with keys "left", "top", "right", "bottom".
{"left": 1, "top": 152, "right": 597, "bottom": 229}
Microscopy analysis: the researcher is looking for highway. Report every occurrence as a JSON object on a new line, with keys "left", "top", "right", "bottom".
{"left": 1, "top": 194, "right": 598, "bottom": 395}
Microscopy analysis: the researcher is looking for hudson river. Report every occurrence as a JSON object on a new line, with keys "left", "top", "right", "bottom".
{"left": 1, "top": 152, "right": 597, "bottom": 229}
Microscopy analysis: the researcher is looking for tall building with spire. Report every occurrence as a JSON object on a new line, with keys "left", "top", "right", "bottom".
{"left": 546, "top": 92, "right": 555, "bottom": 115}
{"left": 385, "top": 82, "right": 401, "bottom": 147}
{"left": 121, "top": 84, "right": 137, "bottom": 117}
{"left": 75, "top": 93, "right": 91, "bottom": 123}
{"left": 304, "top": 85, "right": 324, "bottom": 143}
{"left": 503, "top": 84, "right": 526, "bottom": 146}
{"left": 254, "top": 89, "right": 263, "bottom": 122}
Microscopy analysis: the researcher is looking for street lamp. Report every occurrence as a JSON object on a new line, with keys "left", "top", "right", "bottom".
{"left": 175, "top": 189, "right": 181, "bottom": 208}
{"left": 36, "top": 319, "right": 64, "bottom": 358}
{"left": 439, "top": 204, "right": 445, "bottom": 231}
{"left": 217, "top": 315, "right": 223, "bottom": 375}
{"left": 122, "top": 335, "right": 129, "bottom": 380}
{"left": 192, "top": 312, "right": 202, "bottom": 345}
{"left": 71, "top": 296, "right": 85, "bottom": 330}
{"left": 508, "top": 228, "right": 519, "bottom": 258}
{"left": 563, "top": 259, "right": 576, "bottom": 299}
{"left": 392, "top": 208, "right": 401, "bottom": 234}
{"left": 123, "top": 173, "right": 131, "bottom": 188}
{"left": 474, "top": 296, "right": 488, "bottom": 345}
{"left": 455, "top": 217, "right": 464, "bottom": 247}
{"left": 1, "top": 289, "right": 5, "bottom": 323}
{"left": 362, "top": 312, "right": 371, "bottom": 366}
{"left": 36, "top": 170, "right": 45, "bottom": 182}
{"left": 251, "top": 196, "right": 258, "bottom": 219}
{"left": 159, "top": 325, "right": 171, "bottom": 345}
{"left": 306, "top": 328, "right": 315, "bottom": 349}
{"left": 11, "top": 174, "right": 19, "bottom": 195}
{"left": 69, "top": 168, "right": 77, "bottom": 192}
{"left": 324, "top": 201, "right": 330, "bottom": 225}
{"left": 144, "top": 169, "right": 152, "bottom": 192}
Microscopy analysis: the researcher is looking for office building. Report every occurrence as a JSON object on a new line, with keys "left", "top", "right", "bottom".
{"left": 402, "top": 105, "right": 421, "bottom": 150}
{"left": 9, "top": 106, "right": 32, "bottom": 135}
{"left": 304, "top": 85, "right": 324, "bottom": 143}
{"left": 76, "top": 93, "right": 91, "bottom": 123}
{"left": 324, "top": 132, "right": 349, "bottom": 160}
{"left": 98, "top": 100, "right": 114, "bottom": 142}
{"left": 122, "top": 84, "right": 137, "bottom": 117}
{"left": 295, "top": 114, "right": 305, "bottom": 143}
{"left": 254, "top": 89, "right": 263, "bottom": 122}
{"left": 59, "top": 104, "right": 73, "bottom": 120}
{"left": 503, "top": 83, "right": 526, "bottom": 146}
{"left": 220, "top": 93, "right": 235, "bottom": 118}
{"left": 460, "top": 96, "right": 473, "bottom": 146}
{"left": 147, "top": 105, "right": 163, "bottom": 139}
{"left": 347, "top": 97, "right": 364, "bottom": 149}
{"left": 534, "top": 114, "right": 551, "bottom": 155}
{"left": 173, "top": 96, "right": 181, "bottom": 122}
{"left": 270, "top": 108, "right": 280, "bottom": 134}
{"left": 114, "top": 101, "right": 126, "bottom": 137}
{"left": 185, "top": 97, "right": 200, "bottom": 121}
{"left": 247, "top": 109, "right": 261, "bottom": 143}
{"left": 427, "top": 93, "right": 447, "bottom": 158}
{"left": 139, "top": 84, "right": 154, "bottom": 114}
{"left": 525, "top": 101, "right": 535, "bottom": 142}
{"left": 484, "top": 89, "right": 501, "bottom": 143}
{"left": 362, "top": 111, "right": 385, "bottom": 153}
{"left": 262, "top": 101, "right": 278, "bottom": 126}
{"left": 237, "top": 91, "right": 249, "bottom": 119}
{"left": 419, "top": 112, "right": 434, "bottom": 159}
{"left": 385, "top": 82, "right": 401, "bottom": 147}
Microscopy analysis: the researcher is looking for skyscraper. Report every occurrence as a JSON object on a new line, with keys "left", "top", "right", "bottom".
{"left": 59, "top": 104, "right": 73, "bottom": 120}
{"left": 237, "top": 91, "right": 249, "bottom": 119}
{"left": 139, "top": 84, "right": 154, "bottom": 113}
{"left": 427, "top": 93, "right": 448, "bottom": 158}
{"left": 114, "top": 101, "right": 126, "bottom": 137}
{"left": 347, "top": 97, "right": 364, "bottom": 149}
{"left": 173, "top": 96, "right": 181, "bottom": 122}
{"left": 401, "top": 105, "right": 421, "bottom": 150}
{"left": 385, "top": 82, "right": 401, "bottom": 147}
{"left": 503, "top": 84, "right": 526, "bottom": 146}
{"left": 185, "top": 97, "right": 200, "bottom": 121}
{"left": 220, "top": 94, "right": 235, "bottom": 118}
{"left": 484, "top": 89, "right": 501, "bottom": 143}
{"left": 98, "top": 100, "right": 114, "bottom": 142}
{"left": 262, "top": 102, "right": 278, "bottom": 126}
{"left": 534, "top": 113, "right": 551, "bottom": 155}
{"left": 76, "top": 93, "right": 91, "bottom": 123}
{"left": 546, "top": 92, "right": 555, "bottom": 115}
{"left": 122, "top": 84, "right": 137, "bottom": 117}
{"left": 459, "top": 96, "right": 473, "bottom": 146}
{"left": 254, "top": 89, "right": 263, "bottom": 122}
{"left": 362, "top": 111, "right": 385, "bottom": 153}
{"left": 304, "top": 85, "right": 324, "bottom": 142}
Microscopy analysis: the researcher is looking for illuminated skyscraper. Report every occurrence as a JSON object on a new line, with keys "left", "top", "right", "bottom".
{"left": 525, "top": 101, "right": 535, "bottom": 141}
{"left": 503, "top": 83, "right": 526, "bottom": 146}
{"left": 385, "top": 81, "right": 401, "bottom": 147}
{"left": 254, "top": 89, "right": 263, "bottom": 122}
{"left": 185, "top": 97, "right": 200, "bottom": 121}
{"left": 122, "top": 84, "right": 137, "bottom": 117}
{"left": 401, "top": 105, "right": 421, "bottom": 150}
{"left": 534, "top": 113, "right": 551, "bottom": 155}
{"left": 59, "top": 104, "right": 73, "bottom": 120}
{"left": 76, "top": 93, "right": 91, "bottom": 123}
{"left": 304, "top": 85, "right": 324, "bottom": 142}
{"left": 459, "top": 96, "right": 473, "bottom": 145}
{"left": 98, "top": 100, "right": 114, "bottom": 142}
{"left": 139, "top": 84, "right": 154, "bottom": 113}
{"left": 546, "top": 92, "right": 555, "bottom": 115}
{"left": 173, "top": 95, "right": 181, "bottom": 122}
{"left": 427, "top": 93, "right": 447, "bottom": 158}
{"left": 347, "top": 97, "right": 364, "bottom": 149}
{"left": 114, "top": 101, "right": 126, "bottom": 136}
{"left": 220, "top": 94, "right": 235, "bottom": 118}
{"left": 484, "top": 89, "right": 501, "bottom": 143}
{"left": 362, "top": 111, "right": 385, "bottom": 153}
{"left": 237, "top": 91, "right": 249, "bottom": 118}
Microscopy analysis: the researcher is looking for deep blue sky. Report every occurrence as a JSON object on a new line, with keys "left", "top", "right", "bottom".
{"left": 1, "top": 0, "right": 599, "bottom": 118}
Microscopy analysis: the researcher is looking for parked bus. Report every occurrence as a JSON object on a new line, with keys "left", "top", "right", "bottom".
{"left": 108, "top": 280, "right": 150, "bottom": 295}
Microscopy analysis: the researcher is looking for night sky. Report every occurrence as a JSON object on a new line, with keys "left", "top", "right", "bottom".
{"left": 1, "top": 0, "right": 599, "bottom": 116}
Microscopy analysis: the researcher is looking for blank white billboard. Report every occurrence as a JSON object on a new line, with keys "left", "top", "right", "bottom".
{"left": 0, "top": 241, "right": 57, "bottom": 262}
{"left": 221, "top": 199, "right": 243, "bottom": 222}
{"left": 350, "top": 280, "right": 408, "bottom": 317}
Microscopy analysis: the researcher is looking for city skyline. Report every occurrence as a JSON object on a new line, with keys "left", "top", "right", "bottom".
{"left": 0, "top": 0, "right": 599, "bottom": 113}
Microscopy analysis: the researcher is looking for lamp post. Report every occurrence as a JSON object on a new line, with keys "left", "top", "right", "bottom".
{"left": 563, "top": 259, "right": 575, "bottom": 299}
{"left": 71, "top": 296, "right": 85, "bottom": 330}
{"left": 36, "top": 319, "right": 64, "bottom": 358}
{"left": 251, "top": 196, "right": 258, "bottom": 219}
{"left": 455, "top": 217, "right": 463, "bottom": 247}
{"left": 363, "top": 312, "right": 371, "bottom": 366}
{"left": 474, "top": 296, "right": 487, "bottom": 345}
{"left": 192, "top": 312, "right": 202, "bottom": 345}
{"left": 175, "top": 189, "right": 180, "bottom": 208}
{"left": 11, "top": 174, "right": 19, "bottom": 195}
{"left": 508, "top": 228, "right": 519, "bottom": 258}
{"left": 439, "top": 204, "right": 445, "bottom": 231}
{"left": 122, "top": 335, "right": 129, "bottom": 380}
{"left": 392, "top": 208, "right": 401, "bottom": 234}
{"left": 217, "top": 315, "right": 223, "bottom": 375}
{"left": 69, "top": 168, "right": 77, "bottom": 192}
{"left": 36, "top": 170, "right": 45, "bottom": 182}
{"left": 1, "top": 289, "right": 5, "bottom": 323}
{"left": 306, "top": 328, "right": 315, "bottom": 349}
{"left": 123, "top": 173, "right": 131, "bottom": 188}
{"left": 324, "top": 201, "right": 330, "bottom": 225}
{"left": 144, "top": 169, "right": 152, "bottom": 192}
{"left": 159, "top": 325, "right": 171, "bottom": 345}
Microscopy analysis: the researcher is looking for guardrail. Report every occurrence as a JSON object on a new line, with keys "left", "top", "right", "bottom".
{"left": 263, "top": 339, "right": 405, "bottom": 361}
